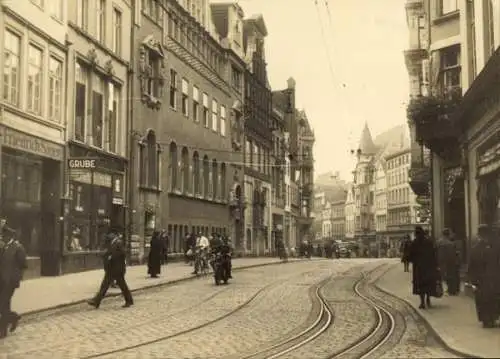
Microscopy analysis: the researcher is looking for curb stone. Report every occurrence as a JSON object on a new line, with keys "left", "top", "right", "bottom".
{"left": 374, "top": 264, "right": 480, "bottom": 359}
{"left": 22, "top": 259, "right": 309, "bottom": 318}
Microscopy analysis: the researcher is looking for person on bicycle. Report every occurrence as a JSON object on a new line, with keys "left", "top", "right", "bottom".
{"left": 193, "top": 233, "right": 210, "bottom": 275}
{"left": 210, "top": 235, "right": 232, "bottom": 278}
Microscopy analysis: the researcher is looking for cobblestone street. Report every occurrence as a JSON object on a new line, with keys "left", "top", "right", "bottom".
{"left": 0, "top": 259, "right": 475, "bottom": 359}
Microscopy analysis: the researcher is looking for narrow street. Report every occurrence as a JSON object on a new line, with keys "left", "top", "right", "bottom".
{"left": 1, "top": 260, "right": 461, "bottom": 359}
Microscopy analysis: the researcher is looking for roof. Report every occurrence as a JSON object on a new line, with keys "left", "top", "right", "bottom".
{"left": 358, "top": 122, "right": 377, "bottom": 154}
{"left": 244, "top": 14, "right": 268, "bottom": 36}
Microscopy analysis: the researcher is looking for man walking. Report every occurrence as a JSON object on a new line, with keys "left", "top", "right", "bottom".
{"left": 437, "top": 228, "right": 461, "bottom": 295}
{"left": 87, "top": 231, "right": 133, "bottom": 309}
{"left": 0, "top": 221, "right": 27, "bottom": 338}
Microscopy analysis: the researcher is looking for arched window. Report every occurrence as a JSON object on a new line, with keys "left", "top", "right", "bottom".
{"left": 212, "top": 159, "right": 218, "bottom": 200}
{"left": 193, "top": 151, "right": 200, "bottom": 195}
{"left": 203, "top": 155, "right": 209, "bottom": 197}
{"left": 220, "top": 162, "right": 226, "bottom": 201}
{"left": 169, "top": 142, "right": 178, "bottom": 191}
{"left": 181, "top": 147, "right": 190, "bottom": 193}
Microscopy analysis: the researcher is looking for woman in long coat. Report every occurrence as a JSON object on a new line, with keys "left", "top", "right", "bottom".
{"left": 409, "top": 226, "right": 439, "bottom": 309}
{"left": 147, "top": 231, "right": 163, "bottom": 278}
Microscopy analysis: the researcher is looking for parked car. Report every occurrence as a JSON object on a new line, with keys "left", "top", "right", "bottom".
{"left": 338, "top": 243, "right": 351, "bottom": 258}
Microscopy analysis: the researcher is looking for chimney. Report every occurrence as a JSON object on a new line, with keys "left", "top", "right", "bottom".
{"left": 287, "top": 77, "right": 296, "bottom": 89}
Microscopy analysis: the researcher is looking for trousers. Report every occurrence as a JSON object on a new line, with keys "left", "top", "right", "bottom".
{"left": 93, "top": 272, "right": 133, "bottom": 305}
{"left": 0, "top": 283, "right": 18, "bottom": 331}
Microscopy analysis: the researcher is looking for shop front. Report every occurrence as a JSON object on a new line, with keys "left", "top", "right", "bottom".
{"left": 62, "top": 142, "right": 126, "bottom": 273}
{"left": 0, "top": 126, "right": 64, "bottom": 277}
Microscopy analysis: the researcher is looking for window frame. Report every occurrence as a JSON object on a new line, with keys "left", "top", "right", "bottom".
{"left": 202, "top": 92, "right": 209, "bottom": 128}
{"left": 48, "top": 56, "right": 63, "bottom": 122}
{"left": 112, "top": 7, "right": 122, "bottom": 55}
{"left": 169, "top": 69, "right": 177, "bottom": 109}
{"left": 3, "top": 29, "right": 21, "bottom": 107}
{"left": 192, "top": 85, "right": 199, "bottom": 122}
{"left": 27, "top": 43, "right": 44, "bottom": 116}
{"left": 220, "top": 105, "right": 226, "bottom": 136}
{"left": 181, "top": 78, "right": 189, "bottom": 116}
{"left": 211, "top": 98, "right": 218, "bottom": 132}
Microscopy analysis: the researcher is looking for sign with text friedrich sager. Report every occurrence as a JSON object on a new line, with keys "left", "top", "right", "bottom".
{"left": 67, "top": 157, "right": 99, "bottom": 169}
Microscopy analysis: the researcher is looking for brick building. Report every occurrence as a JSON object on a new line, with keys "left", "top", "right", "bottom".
{"left": 130, "top": 0, "right": 244, "bottom": 260}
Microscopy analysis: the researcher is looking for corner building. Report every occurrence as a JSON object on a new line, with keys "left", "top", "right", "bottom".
{"left": 131, "top": 0, "right": 243, "bottom": 260}
{"left": 63, "top": 0, "right": 131, "bottom": 272}
{"left": 0, "top": 0, "right": 68, "bottom": 277}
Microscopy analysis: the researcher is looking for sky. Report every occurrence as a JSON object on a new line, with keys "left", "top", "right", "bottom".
{"left": 212, "top": 0, "right": 410, "bottom": 181}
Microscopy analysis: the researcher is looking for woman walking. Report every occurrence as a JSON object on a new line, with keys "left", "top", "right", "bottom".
{"left": 409, "top": 226, "right": 439, "bottom": 309}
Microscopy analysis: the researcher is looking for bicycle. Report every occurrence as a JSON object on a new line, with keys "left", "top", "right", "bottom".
{"left": 194, "top": 249, "right": 210, "bottom": 276}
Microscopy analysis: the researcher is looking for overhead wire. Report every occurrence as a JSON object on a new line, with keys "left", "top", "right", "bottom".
{"left": 313, "top": 0, "right": 338, "bottom": 90}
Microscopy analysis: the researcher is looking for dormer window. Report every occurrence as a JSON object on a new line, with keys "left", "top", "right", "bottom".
{"left": 138, "top": 35, "right": 167, "bottom": 110}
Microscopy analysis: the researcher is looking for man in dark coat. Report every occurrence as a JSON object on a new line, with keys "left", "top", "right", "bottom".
{"left": 0, "top": 224, "right": 26, "bottom": 338}
{"left": 147, "top": 231, "right": 163, "bottom": 278}
{"left": 469, "top": 224, "right": 500, "bottom": 328}
{"left": 436, "top": 228, "right": 461, "bottom": 295}
{"left": 88, "top": 232, "right": 133, "bottom": 309}
{"left": 409, "top": 226, "right": 439, "bottom": 309}
{"left": 400, "top": 235, "right": 412, "bottom": 272}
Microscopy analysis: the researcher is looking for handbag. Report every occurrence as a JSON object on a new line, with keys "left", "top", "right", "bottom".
{"left": 433, "top": 280, "right": 444, "bottom": 298}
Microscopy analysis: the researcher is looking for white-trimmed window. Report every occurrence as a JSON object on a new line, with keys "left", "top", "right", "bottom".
{"left": 220, "top": 105, "right": 226, "bottom": 136}
{"left": 3, "top": 30, "right": 21, "bottom": 106}
{"left": 112, "top": 8, "right": 122, "bottom": 55}
{"left": 96, "top": 0, "right": 106, "bottom": 44}
{"left": 202, "top": 93, "right": 209, "bottom": 127}
{"left": 212, "top": 99, "right": 218, "bottom": 131}
{"left": 77, "top": 0, "right": 89, "bottom": 30}
{"left": 49, "top": 0, "right": 63, "bottom": 20}
{"left": 92, "top": 76, "right": 105, "bottom": 148}
{"left": 75, "top": 62, "right": 88, "bottom": 142}
{"left": 181, "top": 78, "right": 189, "bottom": 116}
{"left": 48, "top": 57, "right": 62, "bottom": 122}
{"left": 27, "top": 45, "right": 43, "bottom": 116}
{"left": 106, "top": 83, "right": 119, "bottom": 153}
{"left": 192, "top": 86, "right": 199, "bottom": 121}
{"left": 169, "top": 69, "right": 177, "bottom": 108}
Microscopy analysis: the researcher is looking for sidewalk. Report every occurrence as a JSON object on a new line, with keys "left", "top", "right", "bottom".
{"left": 377, "top": 262, "right": 500, "bottom": 358}
{"left": 13, "top": 257, "right": 297, "bottom": 316}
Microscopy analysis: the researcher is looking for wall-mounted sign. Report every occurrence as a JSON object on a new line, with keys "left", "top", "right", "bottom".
{"left": 0, "top": 126, "right": 63, "bottom": 160}
{"left": 68, "top": 158, "right": 99, "bottom": 169}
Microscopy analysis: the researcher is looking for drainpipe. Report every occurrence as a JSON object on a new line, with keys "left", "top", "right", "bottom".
{"left": 126, "top": 0, "right": 136, "bottom": 262}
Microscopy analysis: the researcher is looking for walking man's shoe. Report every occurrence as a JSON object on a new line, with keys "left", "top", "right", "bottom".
{"left": 10, "top": 314, "right": 20, "bottom": 332}
{"left": 87, "top": 299, "right": 100, "bottom": 309}
{"left": 122, "top": 302, "right": 133, "bottom": 308}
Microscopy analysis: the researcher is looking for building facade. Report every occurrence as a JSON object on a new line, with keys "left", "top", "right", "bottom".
{"left": 242, "top": 15, "right": 272, "bottom": 255}
{"left": 0, "top": 0, "right": 68, "bottom": 277}
{"left": 374, "top": 158, "right": 388, "bottom": 256}
{"left": 344, "top": 182, "right": 355, "bottom": 240}
{"left": 63, "top": 0, "right": 131, "bottom": 273}
{"left": 270, "top": 101, "right": 286, "bottom": 252}
{"left": 130, "top": 0, "right": 243, "bottom": 260}
{"left": 385, "top": 149, "right": 423, "bottom": 250}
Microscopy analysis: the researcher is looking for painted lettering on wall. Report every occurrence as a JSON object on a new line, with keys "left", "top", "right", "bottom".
{"left": 0, "top": 127, "right": 63, "bottom": 160}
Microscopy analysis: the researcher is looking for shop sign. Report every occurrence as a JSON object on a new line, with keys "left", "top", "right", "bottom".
{"left": 0, "top": 126, "right": 63, "bottom": 160}
{"left": 68, "top": 158, "right": 98, "bottom": 169}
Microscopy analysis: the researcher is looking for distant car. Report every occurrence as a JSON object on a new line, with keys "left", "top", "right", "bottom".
{"left": 338, "top": 244, "right": 351, "bottom": 258}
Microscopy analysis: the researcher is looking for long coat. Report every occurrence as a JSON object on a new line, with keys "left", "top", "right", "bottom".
{"left": 409, "top": 236, "right": 438, "bottom": 295}
{"left": 436, "top": 237, "right": 459, "bottom": 281}
{"left": 148, "top": 233, "right": 163, "bottom": 276}
{"left": 0, "top": 239, "right": 27, "bottom": 288}
{"left": 468, "top": 237, "right": 500, "bottom": 323}
{"left": 104, "top": 237, "right": 127, "bottom": 278}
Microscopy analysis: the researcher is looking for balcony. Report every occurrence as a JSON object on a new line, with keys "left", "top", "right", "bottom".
{"left": 406, "top": 87, "right": 462, "bottom": 159}
{"left": 409, "top": 166, "right": 431, "bottom": 197}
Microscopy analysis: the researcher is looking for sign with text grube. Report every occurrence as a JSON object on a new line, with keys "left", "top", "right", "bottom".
{"left": 67, "top": 157, "right": 99, "bottom": 169}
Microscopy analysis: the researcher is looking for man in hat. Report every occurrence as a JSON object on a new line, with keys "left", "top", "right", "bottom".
{"left": 469, "top": 224, "right": 500, "bottom": 328}
{"left": 0, "top": 220, "right": 26, "bottom": 338}
{"left": 436, "top": 228, "right": 461, "bottom": 295}
{"left": 87, "top": 231, "right": 133, "bottom": 309}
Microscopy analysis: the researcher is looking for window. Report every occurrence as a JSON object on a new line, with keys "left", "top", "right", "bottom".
{"left": 77, "top": 0, "right": 89, "bottom": 29}
{"left": 27, "top": 45, "right": 43, "bottom": 115}
{"left": 144, "top": 49, "right": 162, "bottom": 99}
{"left": 441, "top": 0, "right": 457, "bottom": 14}
{"left": 107, "top": 83, "right": 119, "bottom": 153}
{"left": 181, "top": 78, "right": 189, "bottom": 116}
{"left": 202, "top": 93, "right": 209, "bottom": 127}
{"left": 3, "top": 30, "right": 21, "bottom": 106}
{"left": 231, "top": 66, "right": 242, "bottom": 92}
{"left": 245, "top": 140, "right": 251, "bottom": 165}
{"left": 143, "top": 0, "right": 162, "bottom": 24}
{"left": 169, "top": 69, "right": 177, "bottom": 108}
{"left": 220, "top": 105, "right": 226, "bottom": 136}
{"left": 96, "top": 0, "right": 106, "bottom": 43}
{"left": 192, "top": 86, "right": 199, "bottom": 121}
{"left": 212, "top": 99, "right": 218, "bottom": 132}
{"left": 48, "top": 57, "right": 62, "bottom": 122}
{"left": 49, "top": 0, "right": 63, "bottom": 20}
{"left": 92, "top": 76, "right": 105, "bottom": 148}
{"left": 75, "top": 63, "right": 87, "bottom": 142}
{"left": 112, "top": 8, "right": 122, "bottom": 55}
{"left": 440, "top": 45, "right": 461, "bottom": 99}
